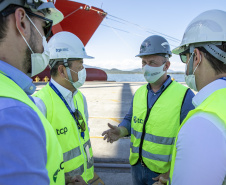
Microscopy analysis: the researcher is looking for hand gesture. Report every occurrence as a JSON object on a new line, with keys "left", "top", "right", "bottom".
{"left": 102, "top": 123, "right": 121, "bottom": 143}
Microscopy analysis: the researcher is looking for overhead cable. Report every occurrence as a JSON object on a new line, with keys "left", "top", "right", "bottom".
{"left": 107, "top": 14, "right": 181, "bottom": 43}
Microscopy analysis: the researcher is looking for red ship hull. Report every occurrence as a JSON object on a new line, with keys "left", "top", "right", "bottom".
{"left": 32, "top": 0, "right": 107, "bottom": 81}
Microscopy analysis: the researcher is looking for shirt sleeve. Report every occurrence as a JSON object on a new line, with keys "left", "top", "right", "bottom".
{"left": 0, "top": 98, "right": 49, "bottom": 185}
{"left": 118, "top": 98, "right": 133, "bottom": 136}
{"left": 82, "top": 94, "right": 89, "bottom": 125}
{"left": 172, "top": 112, "right": 226, "bottom": 185}
{"left": 180, "top": 89, "right": 195, "bottom": 123}
{"left": 32, "top": 96, "right": 47, "bottom": 117}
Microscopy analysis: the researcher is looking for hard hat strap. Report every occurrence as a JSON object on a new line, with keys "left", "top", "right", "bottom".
{"left": 203, "top": 44, "right": 226, "bottom": 64}
{"left": 188, "top": 46, "right": 195, "bottom": 75}
{"left": 64, "top": 58, "right": 73, "bottom": 82}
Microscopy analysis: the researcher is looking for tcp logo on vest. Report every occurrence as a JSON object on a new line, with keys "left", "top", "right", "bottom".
{"left": 133, "top": 116, "right": 143, "bottom": 124}
{"left": 56, "top": 127, "right": 68, "bottom": 135}
{"left": 53, "top": 161, "right": 64, "bottom": 182}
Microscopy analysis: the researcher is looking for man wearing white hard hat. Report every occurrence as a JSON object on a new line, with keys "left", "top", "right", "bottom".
{"left": 0, "top": 0, "right": 67, "bottom": 185}
{"left": 164, "top": 10, "right": 226, "bottom": 185}
{"left": 34, "top": 31, "right": 94, "bottom": 185}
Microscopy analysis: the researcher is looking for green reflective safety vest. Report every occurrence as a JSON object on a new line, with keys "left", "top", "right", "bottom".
{"left": 168, "top": 88, "right": 226, "bottom": 185}
{"left": 0, "top": 73, "right": 65, "bottom": 185}
{"left": 130, "top": 81, "right": 188, "bottom": 173}
{"left": 34, "top": 83, "right": 94, "bottom": 183}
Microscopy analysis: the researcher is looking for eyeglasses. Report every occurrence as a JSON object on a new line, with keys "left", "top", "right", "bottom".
{"left": 179, "top": 49, "right": 191, "bottom": 63}
{"left": 2, "top": 8, "right": 53, "bottom": 38}
{"left": 74, "top": 109, "right": 86, "bottom": 132}
{"left": 25, "top": 11, "right": 53, "bottom": 38}
{"left": 179, "top": 53, "right": 188, "bottom": 63}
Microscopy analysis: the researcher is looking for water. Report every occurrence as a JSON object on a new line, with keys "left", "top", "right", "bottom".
{"left": 107, "top": 73, "right": 185, "bottom": 82}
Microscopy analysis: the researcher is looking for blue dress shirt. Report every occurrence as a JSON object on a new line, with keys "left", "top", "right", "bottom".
{"left": 0, "top": 61, "right": 49, "bottom": 185}
{"left": 119, "top": 75, "right": 195, "bottom": 135}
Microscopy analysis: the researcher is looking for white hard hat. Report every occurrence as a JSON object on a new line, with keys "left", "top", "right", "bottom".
{"left": 173, "top": 9, "right": 226, "bottom": 55}
{"left": 37, "top": 0, "right": 63, "bottom": 26}
{"left": 0, "top": 0, "right": 63, "bottom": 26}
{"left": 48, "top": 31, "right": 94, "bottom": 60}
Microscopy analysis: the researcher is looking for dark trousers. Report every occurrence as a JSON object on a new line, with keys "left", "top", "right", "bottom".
{"left": 131, "top": 161, "right": 160, "bottom": 185}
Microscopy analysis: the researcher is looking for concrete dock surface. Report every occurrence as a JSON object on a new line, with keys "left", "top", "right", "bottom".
{"left": 35, "top": 81, "right": 188, "bottom": 185}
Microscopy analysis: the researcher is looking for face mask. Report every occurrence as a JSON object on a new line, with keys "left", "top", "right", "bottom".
{"left": 184, "top": 53, "right": 201, "bottom": 91}
{"left": 142, "top": 63, "right": 166, "bottom": 83}
{"left": 65, "top": 68, "right": 87, "bottom": 89}
{"left": 31, "top": 36, "right": 50, "bottom": 77}
{"left": 17, "top": 14, "right": 50, "bottom": 77}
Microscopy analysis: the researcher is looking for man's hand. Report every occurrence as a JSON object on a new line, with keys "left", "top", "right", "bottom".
{"left": 152, "top": 176, "right": 168, "bottom": 185}
{"left": 152, "top": 171, "right": 169, "bottom": 185}
{"left": 66, "top": 175, "right": 88, "bottom": 185}
{"left": 102, "top": 123, "right": 128, "bottom": 143}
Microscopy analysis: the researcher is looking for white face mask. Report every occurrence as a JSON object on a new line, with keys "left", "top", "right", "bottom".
{"left": 142, "top": 64, "right": 166, "bottom": 83}
{"left": 31, "top": 36, "right": 50, "bottom": 77}
{"left": 17, "top": 14, "right": 50, "bottom": 77}
{"left": 184, "top": 53, "right": 201, "bottom": 91}
{"left": 65, "top": 68, "right": 87, "bottom": 89}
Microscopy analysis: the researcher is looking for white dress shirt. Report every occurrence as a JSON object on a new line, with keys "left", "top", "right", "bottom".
{"left": 33, "top": 78, "right": 89, "bottom": 124}
{"left": 172, "top": 79, "right": 226, "bottom": 185}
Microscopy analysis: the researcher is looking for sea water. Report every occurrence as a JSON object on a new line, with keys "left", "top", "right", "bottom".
{"left": 107, "top": 73, "right": 185, "bottom": 82}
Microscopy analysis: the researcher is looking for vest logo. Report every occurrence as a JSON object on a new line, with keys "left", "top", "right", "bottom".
{"left": 53, "top": 161, "right": 64, "bottom": 182}
{"left": 133, "top": 116, "right": 143, "bottom": 124}
{"left": 56, "top": 127, "right": 68, "bottom": 135}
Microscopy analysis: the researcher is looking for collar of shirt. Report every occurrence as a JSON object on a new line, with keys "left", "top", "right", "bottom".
{"left": 0, "top": 60, "right": 36, "bottom": 95}
{"left": 192, "top": 78, "right": 226, "bottom": 107}
{"left": 50, "top": 78, "right": 78, "bottom": 109}
{"left": 147, "top": 75, "right": 172, "bottom": 93}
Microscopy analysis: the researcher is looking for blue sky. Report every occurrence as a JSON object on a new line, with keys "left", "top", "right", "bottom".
{"left": 70, "top": 0, "right": 226, "bottom": 72}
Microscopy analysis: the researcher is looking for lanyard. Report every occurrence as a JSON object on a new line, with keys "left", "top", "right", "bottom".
{"left": 220, "top": 77, "right": 226, "bottom": 81}
{"left": 49, "top": 81, "right": 84, "bottom": 139}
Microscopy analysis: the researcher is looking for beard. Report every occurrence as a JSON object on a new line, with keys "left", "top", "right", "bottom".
{"left": 24, "top": 47, "right": 32, "bottom": 75}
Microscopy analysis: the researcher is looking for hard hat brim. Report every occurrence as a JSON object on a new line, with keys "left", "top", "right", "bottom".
{"left": 172, "top": 45, "right": 185, "bottom": 55}
{"left": 135, "top": 53, "right": 172, "bottom": 58}
{"left": 38, "top": 2, "right": 64, "bottom": 25}
{"left": 83, "top": 55, "right": 94, "bottom": 59}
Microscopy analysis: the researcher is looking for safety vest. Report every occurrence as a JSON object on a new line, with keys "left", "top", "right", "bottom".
{"left": 0, "top": 73, "right": 65, "bottom": 185}
{"left": 168, "top": 88, "right": 226, "bottom": 185}
{"left": 34, "top": 83, "right": 94, "bottom": 183}
{"left": 130, "top": 81, "right": 188, "bottom": 173}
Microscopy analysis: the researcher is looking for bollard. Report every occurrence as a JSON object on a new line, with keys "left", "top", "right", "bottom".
{"left": 35, "top": 76, "right": 40, "bottom": 82}
{"left": 43, "top": 76, "right": 49, "bottom": 82}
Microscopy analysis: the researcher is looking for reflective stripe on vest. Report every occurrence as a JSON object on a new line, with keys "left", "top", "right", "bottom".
{"left": 132, "top": 128, "right": 175, "bottom": 145}
{"left": 168, "top": 88, "right": 226, "bottom": 185}
{"left": 0, "top": 73, "right": 65, "bottom": 185}
{"left": 130, "top": 142, "right": 172, "bottom": 162}
{"left": 34, "top": 84, "right": 94, "bottom": 182}
{"left": 130, "top": 81, "right": 188, "bottom": 173}
{"left": 64, "top": 146, "right": 81, "bottom": 162}
{"left": 63, "top": 139, "right": 93, "bottom": 167}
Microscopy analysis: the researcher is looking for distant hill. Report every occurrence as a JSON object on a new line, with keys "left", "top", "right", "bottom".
{"left": 84, "top": 64, "right": 184, "bottom": 74}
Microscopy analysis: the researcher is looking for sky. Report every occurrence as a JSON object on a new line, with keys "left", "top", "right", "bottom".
{"left": 69, "top": 0, "right": 226, "bottom": 72}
